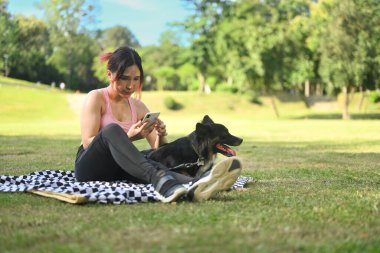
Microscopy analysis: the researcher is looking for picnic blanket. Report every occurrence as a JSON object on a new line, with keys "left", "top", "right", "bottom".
{"left": 0, "top": 170, "right": 254, "bottom": 204}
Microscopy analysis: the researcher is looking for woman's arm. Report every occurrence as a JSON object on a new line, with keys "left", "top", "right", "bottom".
{"left": 133, "top": 99, "right": 167, "bottom": 149}
{"left": 148, "top": 119, "right": 168, "bottom": 149}
{"left": 80, "top": 90, "right": 103, "bottom": 149}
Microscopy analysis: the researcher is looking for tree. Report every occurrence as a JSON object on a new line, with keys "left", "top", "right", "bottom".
{"left": 355, "top": 0, "right": 380, "bottom": 92}
{"left": 97, "top": 25, "right": 140, "bottom": 50}
{"left": 179, "top": 0, "right": 230, "bottom": 92}
{"left": 11, "top": 15, "right": 62, "bottom": 83}
{"left": 0, "top": 0, "right": 19, "bottom": 77}
{"left": 313, "top": 0, "right": 380, "bottom": 119}
{"left": 139, "top": 31, "right": 191, "bottom": 90}
{"left": 155, "top": 66, "right": 181, "bottom": 90}
{"left": 39, "top": 0, "right": 99, "bottom": 90}
{"left": 210, "top": 0, "right": 312, "bottom": 116}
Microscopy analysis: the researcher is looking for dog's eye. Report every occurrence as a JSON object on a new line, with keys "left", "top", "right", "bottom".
{"left": 221, "top": 133, "right": 229, "bottom": 139}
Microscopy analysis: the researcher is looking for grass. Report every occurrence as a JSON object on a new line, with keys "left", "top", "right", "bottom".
{"left": 1, "top": 79, "right": 380, "bottom": 252}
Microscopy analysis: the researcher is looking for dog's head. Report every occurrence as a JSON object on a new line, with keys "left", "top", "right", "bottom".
{"left": 195, "top": 115, "right": 243, "bottom": 157}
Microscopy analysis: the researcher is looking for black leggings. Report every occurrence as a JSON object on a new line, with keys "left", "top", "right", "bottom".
{"left": 75, "top": 123, "right": 192, "bottom": 184}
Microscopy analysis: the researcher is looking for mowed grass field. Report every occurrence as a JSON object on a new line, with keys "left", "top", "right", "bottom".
{"left": 1, "top": 82, "right": 380, "bottom": 253}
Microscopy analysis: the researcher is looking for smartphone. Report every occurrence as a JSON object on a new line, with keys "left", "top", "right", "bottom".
{"left": 141, "top": 112, "right": 160, "bottom": 128}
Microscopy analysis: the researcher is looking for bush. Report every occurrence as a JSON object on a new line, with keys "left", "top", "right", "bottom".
{"left": 368, "top": 91, "right": 380, "bottom": 103}
{"left": 188, "top": 80, "right": 199, "bottom": 91}
{"left": 215, "top": 83, "right": 238, "bottom": 93}
{"left": 247, "top": 91, "right": 263, "bottom": 105}
{"left": 249, "top": 96, "right": 263, "bottom": 105}
{"left": 163, "top": 96, "right": 183, "bottom": 110}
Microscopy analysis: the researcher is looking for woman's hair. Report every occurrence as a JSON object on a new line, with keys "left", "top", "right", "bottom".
{"left": 100, "top": 46, "right": 144, "bottom": 99}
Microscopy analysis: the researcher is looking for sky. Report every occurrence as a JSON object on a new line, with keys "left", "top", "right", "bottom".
{"left": 7, "top": 0, "right": 193, "bottom": 46}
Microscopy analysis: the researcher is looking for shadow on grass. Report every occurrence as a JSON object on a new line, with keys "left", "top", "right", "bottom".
{"left": 275, "top": 93, "right": 304, "bottom": 103}
{"left": 293, "top": 113, "right": 380, "bottom": 120}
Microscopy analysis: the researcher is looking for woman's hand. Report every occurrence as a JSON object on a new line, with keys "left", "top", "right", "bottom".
{"left": 151, "top": 119, "right": 168, "bottom": 148}
{"left": 155, "top": 119, "right": 167, "bottom": 137}
{"left": 127, "top": 120, "right": 155, "bottom": 141}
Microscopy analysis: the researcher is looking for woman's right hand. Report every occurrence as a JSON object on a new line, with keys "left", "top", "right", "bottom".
{"left": 127, "top": 120, "right": 155, "bottom": 141}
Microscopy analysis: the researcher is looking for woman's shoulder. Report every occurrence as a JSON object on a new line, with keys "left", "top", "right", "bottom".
{"left": 87, "top": 88, "right": 104, "bottom": 96}
{"left": 86, "top": 88, "right": 105, "bottom": 101}
{"left": 84, "top": 88, "right": 106, "bottom": 111}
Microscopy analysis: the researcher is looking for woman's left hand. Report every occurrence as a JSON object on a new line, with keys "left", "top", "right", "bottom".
{"left": 155, "top": 119, "right": 167, "bottom": 137}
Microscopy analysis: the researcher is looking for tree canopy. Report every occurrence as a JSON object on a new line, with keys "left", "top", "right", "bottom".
{"left": 1, "top": 0, "right": 380, "bottom": 117}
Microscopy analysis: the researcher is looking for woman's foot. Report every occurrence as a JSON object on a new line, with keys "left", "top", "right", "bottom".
{"left": 187, "top": 157, "right": 242, "bottom": 202}
{"left": 154, "top": 171, "right": 187, "bottom": 203}
{"left": 157, "top": 184, "right": 188, "bottom": 203}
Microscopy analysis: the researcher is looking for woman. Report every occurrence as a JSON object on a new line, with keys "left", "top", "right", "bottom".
{"left": 75, "top": 46, "right": 242, "bottom": 203}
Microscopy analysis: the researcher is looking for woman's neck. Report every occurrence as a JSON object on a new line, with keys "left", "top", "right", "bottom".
{"left": 107, "top": 85, "right": 129, "bottom": 103}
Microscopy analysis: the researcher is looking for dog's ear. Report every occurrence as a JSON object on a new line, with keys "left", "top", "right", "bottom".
{"left": 196, "top": 123, "right": 210, "bottom": 136}
{"left": 201, "top": 115, "right": 214, "bottom": 124}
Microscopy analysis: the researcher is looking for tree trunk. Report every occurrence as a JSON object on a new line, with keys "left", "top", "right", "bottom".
{"left": 316, "top": 82, "right": 322, "bottom": 96}
{"left": 304, "top": 80, "right": 310, "bottom": 97}
{"left": 227, "top": 76, "right": 233, "bottom": 86}
{"left": 270, "top": 95, "right": 280, "bottom": 118}
{"left": 350, "top": 86, "right": 356, "bottom": 101}
{"left": 342, "top": 85, "right": 351, "bottom": 120}
{"left": 357, "top": 86, "right": 364, "bottom": 111}
{"left": 67, "top": 48, "right": 74, "bottom": 90}
{"left": 197, "top": 72, "right": 206, "bottom": 93}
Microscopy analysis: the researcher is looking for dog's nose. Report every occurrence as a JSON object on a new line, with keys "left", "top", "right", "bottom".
{"left": 234, "top": 138, "right": 243, "bottom": 145}
{"left": 227, "top": 136, "right": 243, "bottom": 146}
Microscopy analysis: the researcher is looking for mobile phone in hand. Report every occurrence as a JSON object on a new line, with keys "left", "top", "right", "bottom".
{"left": 141, "top": 112, "right": 160, "bottom": 128}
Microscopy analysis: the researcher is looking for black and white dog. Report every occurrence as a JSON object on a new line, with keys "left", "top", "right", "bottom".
{"left": 147, "top": 115, "right": 243, "bottom": 177}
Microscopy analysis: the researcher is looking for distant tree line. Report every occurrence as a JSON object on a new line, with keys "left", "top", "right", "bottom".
{"left": 0, "top": 0, "right": 141, "bottom": 91}
{"left": 1, "top": 0, "right": 380, "bottom": 118}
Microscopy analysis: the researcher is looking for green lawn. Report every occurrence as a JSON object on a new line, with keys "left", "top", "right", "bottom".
{"left": 1, "top": 82, "right": 380, "bottom": 253}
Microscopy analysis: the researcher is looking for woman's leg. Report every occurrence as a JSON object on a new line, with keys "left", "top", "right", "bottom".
{"left": 75, "top": 124, "right": 157, "bottom": 182}
{"left": 75, "top": 124, "right": 190, "bottom": 202}
{"left": 75, "top": 136, "right": 141, "bottom": 182}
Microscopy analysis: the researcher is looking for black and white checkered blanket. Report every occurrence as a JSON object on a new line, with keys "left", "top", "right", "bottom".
{"left": 0, "top": 170, "right": 253, "bottom": 204}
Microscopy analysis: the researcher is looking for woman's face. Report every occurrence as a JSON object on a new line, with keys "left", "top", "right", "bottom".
{"left": 108, "top": 64, "right": 141, "bottom": 98}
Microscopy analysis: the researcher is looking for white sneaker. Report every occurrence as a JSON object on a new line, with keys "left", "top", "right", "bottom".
{"left": 156, "top": 185, "right": 188, "bottom": 203}
{"left": 187, "top": 157, "right": 242, "bottom": 202}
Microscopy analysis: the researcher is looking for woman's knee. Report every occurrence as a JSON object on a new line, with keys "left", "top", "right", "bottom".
{"left": 100, "top": 123, "right": 133, "bottom": 146}
{"left": 101, "top": 123, "right": 124, "bottom": 137}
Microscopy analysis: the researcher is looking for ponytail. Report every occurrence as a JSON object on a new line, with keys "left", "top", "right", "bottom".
{"left": 100, "top": 52, "right": 112, "bottom": 62}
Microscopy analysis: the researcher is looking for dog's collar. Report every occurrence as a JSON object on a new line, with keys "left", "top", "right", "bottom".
{"left": 196, "top": 157, "right": 205, "bottom": 166}
{"left": 187, "top": 132, "right": 205, "bottom": 166}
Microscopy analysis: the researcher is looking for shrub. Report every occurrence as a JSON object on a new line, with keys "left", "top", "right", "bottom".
{"left": 249, "top": 96, "right": 263, "bottom": 105}
{"left": 368, "top": 91, "right": 380, "bottom": 103}
{"left": 247, "top": 91, "right": 263, "bottom": 105}
{"left": 215, "top": 83, "right": 238, "bottom": 93}
{"left": 188, "top": 80, "right": 199, "bottom": 91}
{"left": 163, "top": 96, "right": 183, "bottom": 110}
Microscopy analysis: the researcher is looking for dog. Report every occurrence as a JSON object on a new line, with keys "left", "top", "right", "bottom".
{"left": 147, "top": 115, "right": 243, "bottom": 177}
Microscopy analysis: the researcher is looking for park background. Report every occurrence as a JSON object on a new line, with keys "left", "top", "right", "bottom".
{"left": 1, "top": 0, "right": 380, "bottom": 252}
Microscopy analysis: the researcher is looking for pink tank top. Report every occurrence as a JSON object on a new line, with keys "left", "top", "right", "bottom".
{"left": 100, "top": 88, "right": 138, "bottom": 133}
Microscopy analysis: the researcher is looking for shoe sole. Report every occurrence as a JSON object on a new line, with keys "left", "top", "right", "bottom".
{"left": 156, "top": 186, "right": 188, "bottom": 203}
{"left": 187, "top": 157, "right": 242, "bottom": 202}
